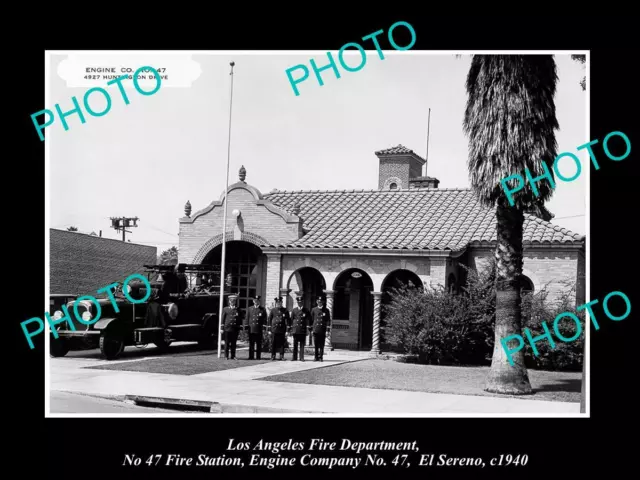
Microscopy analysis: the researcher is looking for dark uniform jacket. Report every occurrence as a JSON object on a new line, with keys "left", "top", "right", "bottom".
{"left": 290, "top": 307, "right": 310, "bottom": 335}
{"left": 268, "top": 307, "right": 290, "bottom": 334}
{"left": 221, "top": 306, "right": 242, "bottom": 332}
{"left": 177, "top": 273, "right": 188, "bottom": 293}
{"left": 244, "top": 305, "right": 267, "bottom": 334}
{"left": 311, "top": 306, "right": 331, "bottom": 335}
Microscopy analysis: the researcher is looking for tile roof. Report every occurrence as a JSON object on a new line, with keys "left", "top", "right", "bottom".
{"left": 264, "top": 188, "right": 584, "bottom": 250}
{"left": 50, "top": 229, "right": 157, "bottom": 295}
{"left": 375, "top": 144, "right": 426, "bottom": 162}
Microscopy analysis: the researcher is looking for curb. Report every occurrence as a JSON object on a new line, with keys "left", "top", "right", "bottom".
{"left": 123, "top": 395, "right": 322, "bottom": 413}
{"left": 54, "top": 390, "right": 325, "bottom": 413}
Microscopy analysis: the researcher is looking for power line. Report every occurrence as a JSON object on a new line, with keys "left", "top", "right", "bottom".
{"left": 134, "top": 241, "right": 177, "bottom": 245}
{"left": 146, "top": 224, "right": 179, "bottom": 238}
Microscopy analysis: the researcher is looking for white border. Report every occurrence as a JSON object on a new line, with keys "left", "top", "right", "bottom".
{"left": 44, "top": 50, "right": 590, "bottom": 418}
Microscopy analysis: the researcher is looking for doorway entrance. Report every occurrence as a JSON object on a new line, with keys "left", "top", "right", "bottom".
{"left": 287, "top": 267, "right": 326, "bottom": 346}
{"left": 202, "top": 241, "right": 264, "bottom": 310}
{"left": 333, "top": 268, "right": 374, "bottom": 350}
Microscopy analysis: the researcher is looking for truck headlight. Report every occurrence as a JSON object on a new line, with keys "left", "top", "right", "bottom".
{"left": 53, "top": 311, "right": 63, "bottom": 320}
{"left": 82, "top": 311, "right": 93, "bottom": 322}
{"left": 167, "top": 303, "right": 178, "bottom": 320}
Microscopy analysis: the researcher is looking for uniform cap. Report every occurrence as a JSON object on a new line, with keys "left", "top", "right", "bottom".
{"left": 228, "top": 293, "right": 239, "bottom": 299}
{"left": 274, "top": 297, "right": 283, "bottom": 302}
{"left": 253, "top": 295, "right": 261, "bottom": 300}
{"left": 295, "top": 294, "right": 303, "bottom": 300}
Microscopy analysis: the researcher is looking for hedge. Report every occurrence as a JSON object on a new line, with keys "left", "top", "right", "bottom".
{"left": 383, "top": 260, "right": 583, "bottom": 371}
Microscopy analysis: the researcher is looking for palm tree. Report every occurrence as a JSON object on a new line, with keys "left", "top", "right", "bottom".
{"left": 66, "top": 226, "right": 78, "bottom": 232}
{"left": 463, "top": 55, "right": 559, "bottom": 394}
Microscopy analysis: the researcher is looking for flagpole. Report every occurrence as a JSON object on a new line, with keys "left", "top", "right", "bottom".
{"left": 217, "top": 61, "right": 235, "bottom": 358}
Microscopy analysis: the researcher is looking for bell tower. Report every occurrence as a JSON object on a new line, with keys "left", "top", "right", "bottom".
{"left": 376, "top": 144, "right": 426, "bottom": 190}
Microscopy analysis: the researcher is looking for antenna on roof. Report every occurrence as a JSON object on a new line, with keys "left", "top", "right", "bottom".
{"left": 425, "top": 108, "right": 431, "bottom": 176}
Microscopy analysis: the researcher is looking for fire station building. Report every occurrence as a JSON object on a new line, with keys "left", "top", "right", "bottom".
{"left": 177, "top": 145, "right": 586, "bottom": 353}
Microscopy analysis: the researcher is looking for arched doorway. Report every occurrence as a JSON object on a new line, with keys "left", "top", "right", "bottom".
{"left": 520, "top": 275, "right": 536, "bottom": 323}
{"left": 287, "top": 267, "right": 326, "bottom": 309}
{"left": 333, "top": 268, "right": 374, "bottom": 350}
{"left": 287, "top": 267, "right": 326, "bottom": 346}
{"left": 381, "top": 270, "right": 423, "bottom": 350}
{"left": 202, "top": 241, "right": 264, "bottom": 310}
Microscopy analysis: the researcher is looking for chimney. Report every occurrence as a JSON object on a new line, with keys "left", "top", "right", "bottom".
{"left": 99, "top": 230, "right": 102, "bottom": 237}
{"left": 376, "top": 144, "right": 426, "bottom": 190}
{"left": 409, "top": 176, "right": 439, "bottom": 189}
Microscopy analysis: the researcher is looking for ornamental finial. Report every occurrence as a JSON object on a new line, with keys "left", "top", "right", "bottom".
{"left": 184, "top": 200, "right": 192, "bottom": 217}
{"left": 239, "top": 165, "right": 246, "bottom": 182}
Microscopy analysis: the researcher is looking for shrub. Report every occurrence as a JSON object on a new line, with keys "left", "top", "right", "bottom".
{"left": 383, "top": 263, "right": 495, "bottom": 366}
{"left": 522, "top": 280, "right": 583, "bottom": 371}
{"left": 383, "top": 259, "right": 583, "bottom": 371}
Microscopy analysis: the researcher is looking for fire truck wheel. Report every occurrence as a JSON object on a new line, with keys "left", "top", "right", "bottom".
{"left": 50, "top": 337, "right": 70, "bottom": 357}
{"left": 99, "top": 333, "right": 125, "bottom": 360}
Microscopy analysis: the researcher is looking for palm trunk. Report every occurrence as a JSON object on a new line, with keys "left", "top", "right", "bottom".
{"left": 485, "top": 203, "right": 532, "bottom": 394}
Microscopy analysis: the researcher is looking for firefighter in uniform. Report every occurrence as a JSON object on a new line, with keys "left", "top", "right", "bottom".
{"left": 290, "top": 294, "right": 310, "bottom": 361}
{"left": 311, "top": 296, "right": 331, "bottom": 361}
{"left": 244, "top": 295, "right": 267, "bottom": 360}
{"left": 268, "top": 297, "right": 290, "bottom": 361}
{"left": 220, "top": 294, "right": 242, "bottom": 360}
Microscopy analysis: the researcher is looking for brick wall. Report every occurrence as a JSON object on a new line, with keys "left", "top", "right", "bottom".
{"left": 50, "top": 229, "right": 157, "bottom": 296}
{"left": 378, "top": 156, "right": 424, "bottom": 190}
{"left": 265, "top": 254, "right": 282, "bottom": 304}
{"left": 179, "top": 187, "right": 301, "bottom": 263}
{"left": 409, "top": 161, "right": 422, "bottom": 179}
{"left": 409, "top": 178, "right": 439, "bottom": 189}
{"left": 379, "top": 158, "right": 411, "bottom": 189}
{"left": 468, "top": 247, "right": 584, "bottom": 306}
{"left": 429, "top": 258, "right": 447, "bottom": 289}
{"left": 281, "top": 255, "right": 433, "bottom": 292}
{"left": 577, "top": 250, "right": 586, "bottom": 306}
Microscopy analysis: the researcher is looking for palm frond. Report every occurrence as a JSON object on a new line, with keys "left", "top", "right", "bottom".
{"left": 463, "top": 55, "right": 559, "bottom": 209}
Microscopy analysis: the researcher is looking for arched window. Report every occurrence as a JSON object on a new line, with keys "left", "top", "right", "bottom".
{"left": 521, "top": 275, "right": 534, "bottom": 295}
{"left": 447, "top": 273, "right": 457, "bottom": 294}
{"left": 520, "top": 275, "right": 536, "bottom": 324}
{"left": 389, "top": 183, "right": 397, "bottom": 190}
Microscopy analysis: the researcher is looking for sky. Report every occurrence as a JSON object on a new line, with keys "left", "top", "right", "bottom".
{"left": 48, "top": 52, "right": 587, "bottom": 254}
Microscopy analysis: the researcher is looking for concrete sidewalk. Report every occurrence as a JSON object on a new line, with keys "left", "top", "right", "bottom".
{"left": 49, "top": 345, "right": 580, "bottom": 415}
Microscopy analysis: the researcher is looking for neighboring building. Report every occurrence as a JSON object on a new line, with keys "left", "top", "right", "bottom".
{"left": 50, "top": 228, "right": 158, "bottom": 296}
{"left": 178, "top": 145, "right": 586, "bottom": 352}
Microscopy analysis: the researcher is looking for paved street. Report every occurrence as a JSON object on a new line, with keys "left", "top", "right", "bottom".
{"left": 51, "top": 391, "right": 177, "bottom": 413}
{"left": 49, "top": 342, "right": 580, "bottom": 415}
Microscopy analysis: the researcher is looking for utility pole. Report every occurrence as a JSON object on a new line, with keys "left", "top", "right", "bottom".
{"left": 110, "top": 216, "right": 139, "bottom": 242}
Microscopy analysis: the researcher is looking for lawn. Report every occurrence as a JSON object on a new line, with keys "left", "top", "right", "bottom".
{"left": 86, "top": 347, "right": 271, "bottom": 375}
{"left": 260, "top": 359, "right": 581, "bottom": 403}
